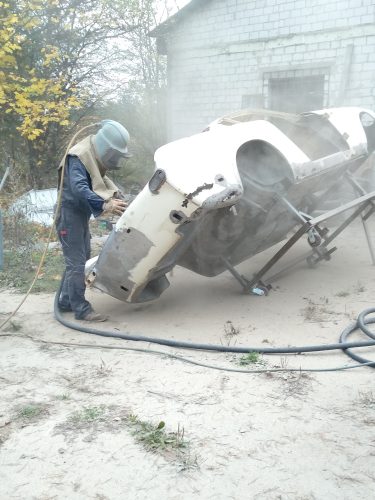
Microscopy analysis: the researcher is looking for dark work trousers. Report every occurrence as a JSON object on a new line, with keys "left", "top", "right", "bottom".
{"left": 56, "top": 206, "right": 92, "bottom": 319}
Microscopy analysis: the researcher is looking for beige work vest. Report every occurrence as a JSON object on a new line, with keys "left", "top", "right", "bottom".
{"left": 58, "top": 136, "right": 118, "bottom": 201}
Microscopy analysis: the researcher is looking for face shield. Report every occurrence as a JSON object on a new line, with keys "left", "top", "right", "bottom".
{"left": 102, "top": 149, "right": 132, "bottom": 171}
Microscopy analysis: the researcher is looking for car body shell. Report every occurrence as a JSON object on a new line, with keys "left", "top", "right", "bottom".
{"left": 85, "top": 107, "right": 375, "bottom": 303}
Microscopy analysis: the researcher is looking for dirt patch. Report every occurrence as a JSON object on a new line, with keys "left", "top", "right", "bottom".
{"left": 54, "top": 405, "right": 129, "bottom": 442}
{"left": 1, "top": 401, "right": 50, "bottom": 448}
{"left": 278, "top": 371, "right": 315, "bottom": 398}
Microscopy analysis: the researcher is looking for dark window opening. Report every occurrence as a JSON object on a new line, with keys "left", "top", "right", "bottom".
{"left": 263, "top": 69, "right": 330, "bottom": 114}
{"left": 269, "top": 75, "right": 325, "bottom": 113}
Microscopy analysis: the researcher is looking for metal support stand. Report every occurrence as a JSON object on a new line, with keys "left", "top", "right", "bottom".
{"left": 277, "top": 194, "right": 325, "bottom": 247}
{"left": 362, "top": 218, "right": 375, "bottom": 266}
{"left": 221, "top": 256, "right": 270, "bottom": 295}
{"left": 222, "top": 187, "right": 375, "bottom": 294}
{"left": 345, "top": 173, "right": 375, "bottom": 266}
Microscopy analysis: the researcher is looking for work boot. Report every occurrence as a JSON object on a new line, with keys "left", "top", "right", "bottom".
{"left": 58, "top": 303, "right": 73, "bottom": 313}
{"left": 81, "top": 311, "right": 108, "bottom": 322}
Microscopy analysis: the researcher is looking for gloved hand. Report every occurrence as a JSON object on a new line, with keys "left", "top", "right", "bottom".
{"left": 115, "top": 190, "right": 127, "bottom": 201}
{"left": 102, "top": 198, "right": 127, "bottom": 216}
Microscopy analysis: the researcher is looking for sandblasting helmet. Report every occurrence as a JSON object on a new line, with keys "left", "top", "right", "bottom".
{"left": 92, "top": 120, "right": 131, "bottom": 170}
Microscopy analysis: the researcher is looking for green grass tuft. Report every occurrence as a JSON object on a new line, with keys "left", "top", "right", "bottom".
{"left": 17, "top": 404, "right": 43, "bottom": 419}
{"left": 238, "top": 351, "right": 266, "bottom": 366}
{"left": 125, "top": 415, "right": 187, "bottom": 453}
{"left": 70, "top": 406, "right": 105, "bottom": 423}
{"left": 0, "top": 250, "right": 64, "bottom": 293}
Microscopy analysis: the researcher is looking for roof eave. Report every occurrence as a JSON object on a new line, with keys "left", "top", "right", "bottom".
{"left": 149, "top": 0, "right": 207, "bottom": 38}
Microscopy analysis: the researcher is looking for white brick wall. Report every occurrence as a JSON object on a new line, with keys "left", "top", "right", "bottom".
{"left": 163, "top": 0, "right": 375, "bottom": 139}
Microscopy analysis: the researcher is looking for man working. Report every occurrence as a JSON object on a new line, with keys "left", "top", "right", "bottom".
{"left": 56, "top": 120, "right": 131, "bottom": 321}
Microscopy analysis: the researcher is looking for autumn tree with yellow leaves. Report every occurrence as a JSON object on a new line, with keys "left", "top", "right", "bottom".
{"left": 0, "top": 0, "right": 144, "bottom": 188}
{"left": 0, "top": 1, "right": 80, "bottom": 141}
{"left": 1, "top": 0, "right": 79, "bottom": 186}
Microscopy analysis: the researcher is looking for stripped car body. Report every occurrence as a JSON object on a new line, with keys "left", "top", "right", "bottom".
{"left": 85, "top": 107, "right": 375, "bottom": 303}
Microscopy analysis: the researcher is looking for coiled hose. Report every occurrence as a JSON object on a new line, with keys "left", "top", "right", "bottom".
{"left": 340, "top": 307, "right": 375, "bottom": 366}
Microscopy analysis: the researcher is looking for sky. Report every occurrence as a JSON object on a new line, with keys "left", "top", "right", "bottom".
{"left": 154, "top": 0, "right": 191, "bottom": 25}
{"left": 168, "top": 0, "right": 191, "bottom": 14}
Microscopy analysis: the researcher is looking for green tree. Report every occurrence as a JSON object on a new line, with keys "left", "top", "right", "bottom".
{"left": 0, "top": 0, "right": 138, "bottom": 188}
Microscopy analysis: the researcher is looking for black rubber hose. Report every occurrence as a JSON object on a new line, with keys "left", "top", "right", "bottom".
{"left": 357, "top": 307, "right": 375, "bottom": 339}
{"left": 339, "top": 308, "right": 375, "bottom": 367}
{"left": 54, "top": 288, "right": 375, "bottom": 363}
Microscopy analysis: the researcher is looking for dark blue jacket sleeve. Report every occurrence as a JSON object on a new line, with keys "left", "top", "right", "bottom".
{"left": 68, "top": 157, "right": 105, "bottom": 217}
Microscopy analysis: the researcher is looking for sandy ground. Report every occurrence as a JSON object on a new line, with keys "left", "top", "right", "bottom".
{"left": 1, "top": 218, "right": 375, "bottom": 500}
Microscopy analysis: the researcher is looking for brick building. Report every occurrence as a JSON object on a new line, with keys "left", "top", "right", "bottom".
{"left": 150, "top": 0, "right": 375, "bottom": 140}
